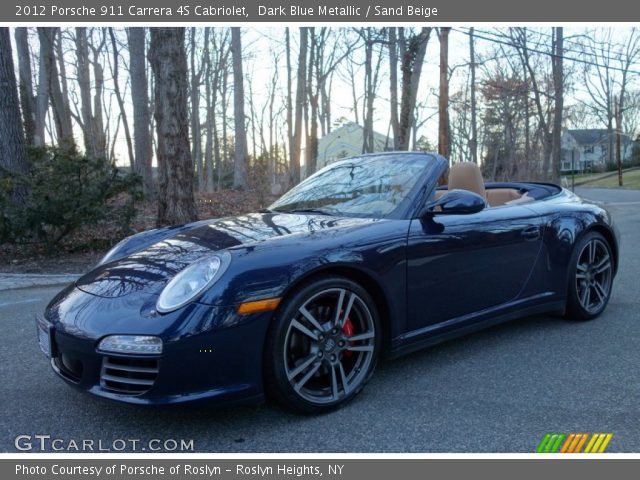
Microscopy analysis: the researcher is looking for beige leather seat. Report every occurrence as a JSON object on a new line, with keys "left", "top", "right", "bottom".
{"left": 435, "top": 162, "right": 531, "bottom": 207}
{"left": 448, "top": 162, "right": 486, "bottom": 199}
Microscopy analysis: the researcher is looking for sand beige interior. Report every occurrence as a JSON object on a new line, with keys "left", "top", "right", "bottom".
{"left": 435, "top": 162, "right": 534, "bottom": 207}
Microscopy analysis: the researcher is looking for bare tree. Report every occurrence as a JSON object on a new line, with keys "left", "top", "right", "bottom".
{"left": 438, "top": 27, "right": 451, "bottom": 158}
{"left": 577, "top": 27, "right": 639, "bottom": 176}
{"left": 389, "top": 27, "right": 432, "bottom": 150}
{"left": 189, "top": 28, "right": 206, "bottom": 189}
{"left": 388, "top": 27, "right": 400, "bottom": 149}
{"left": 127, "top": 27, "right": 154, "bottom": 194}
{"left": 231, "top": 27, "right": 248, "bottom": 189}
{"left": 202, "top": 28, "right": 230, "bottom": 192}
{"left": 359, "top": 28, "right": 384, "bottom": 154}
{"left": 509, "top": 28, "right": 556, "bottom": 180}
{"left": 36, "top": 28, "right": 74, "bottom": 147}
{"left": 305, "top": 28, "right": 355, "bottom": 172}
{"left": 149, "top": 27, "right": 197, "bottom": 225}
{"left": 290, "top": 27, "right": 308, "bottom": 185}
{"left": 108, "top": 28, "right": 134, "bottom": 168}
{"left": 469, "top": 27, "right": 478, "bottom": 164}
{"left": 14, "top": 28, "right": 35, "bottom": 145}
{"left": 481, "top": 68, "right": 530, "bottom": 180}
{"left": 285, "top": 28, "right": 294, "bottom": 171}
{"left": 614, "top": 28, "right": 640, "bottom": 184}
{"left": 34, "top": 29, "right": 50, "bottom": 146}
{"left": 551, "top": 27, "right": 564, "bottom": 182}
{"left": 75, "top": 27, "right": 106, "bottom": 158}
{"left": 0, "top": 27, "right": 28, "bottom": 201}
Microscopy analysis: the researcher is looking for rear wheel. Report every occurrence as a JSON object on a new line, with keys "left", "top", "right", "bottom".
{"left": 565, "top": 232, "right": 614, "bottom": 320}
{"left": 265, "top": 277, "right": 381, "bottom": 413}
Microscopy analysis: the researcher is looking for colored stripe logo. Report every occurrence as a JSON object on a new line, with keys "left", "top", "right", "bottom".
{"left": 536, "top": 433, "right": 613, "bottom": 453}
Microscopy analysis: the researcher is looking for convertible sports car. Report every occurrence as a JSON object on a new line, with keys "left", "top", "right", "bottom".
{"left": 37, "top": 152, "right": 618, "bottom": 413}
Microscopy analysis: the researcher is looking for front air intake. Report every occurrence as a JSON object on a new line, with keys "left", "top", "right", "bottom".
{"left": 100, "top": 356, "right": 159, "bottom": 395}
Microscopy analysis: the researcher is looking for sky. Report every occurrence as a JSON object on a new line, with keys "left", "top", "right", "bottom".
{"left": 12, "top": 26, "right": 640, "bottom": 168}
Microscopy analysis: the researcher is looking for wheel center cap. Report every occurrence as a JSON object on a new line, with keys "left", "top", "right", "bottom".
{"left": 323, "top": 338, "right": 336, "bottom": 352}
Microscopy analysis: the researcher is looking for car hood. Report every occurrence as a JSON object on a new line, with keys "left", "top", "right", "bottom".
{"left": 75, "top": 212, "right": 372, "bottom": 298}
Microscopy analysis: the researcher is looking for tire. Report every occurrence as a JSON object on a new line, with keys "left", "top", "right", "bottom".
{"left": 565, "top": 231, "right": 614, "bottom": 321}
{"left": 264, "top": 276, "right": 381, "bottom": 414}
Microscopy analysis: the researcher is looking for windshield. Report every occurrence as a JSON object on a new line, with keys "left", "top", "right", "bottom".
{"left": 269, "top": 154, "right": 435, "bottom": 218}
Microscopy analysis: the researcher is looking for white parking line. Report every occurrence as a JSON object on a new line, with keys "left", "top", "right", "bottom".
{"left": 0, "top": 298, "right": 41, "bottom": 308}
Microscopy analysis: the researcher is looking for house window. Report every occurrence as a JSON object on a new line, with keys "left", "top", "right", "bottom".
{"left": 583, "top": 145, "right": 594, "bottom": 154}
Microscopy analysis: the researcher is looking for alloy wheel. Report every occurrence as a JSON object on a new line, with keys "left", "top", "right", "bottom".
{"left": 575, "top": 237, "right": 613, "bottom": 315}
{"left": 283, "top": 287, "right": 376, "bottom": 405}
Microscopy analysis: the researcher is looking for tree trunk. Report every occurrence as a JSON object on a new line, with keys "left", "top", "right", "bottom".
{"left": 397, "top": 28, "right": 432, "bottom": 150}
{"left": 37, "top": 28, "right": 74, "bottom": 148}
{"left": 231, "top": 27, "right": 248, "bottom": 189}
{"left": 285, "top": 28, "right": 294, "bottom": 178}
{"left": 203, "top": 28, "right": 216, "bottom": 193}
{"left": 75, "top": 27, "right": 106, "bottom": 158}
{"left": 0, "top": 28, "right": 29, "bottom": 202}
{"left": 290, "top": 27, "right": 308, "bottom": 185}
{"left": 550, "top": 27, "right": 564, "bottom": 183}
{"left": 615, "top": 99, "right": 623, "bottom": 186}
{"left": 469, "top": 27, "right": 478, "bottom": 164}
{"left": 438, "top": 28, "right": 451, "bottom": 158}
{"left": 127, "top": 27, "right": 154, "bottom": 194}
{"left": 513, "top": 28, "right": 553, "bottom": 179}
{"left": 90, "top": 32, "right": 106, "bottom": 158}
{"left": 55, "top": 31, "right": 74, "bottom": 145}
{"left": 14, "top": 28, "right": 35, "bottom": 145}
{"left": 149, "top": 27, "right": 197, "bottom": 226}
{"left": 363, "top": 30, "right": 374, "bottom": 153}
{"left": 221, "top": 67, "right": 229, "bottom": 189}
{"left": 389, "top": 28, "right": 400, "bottom": 150}
{"left": 306, "top": 28, "right": 319, "bottom": 174}
{"left": 34, "top": 29, "right": 51, "bottom": 146}
{"left": 108, "top": 28, "right": 134, "bottom": 169}
{"left": 189, "top": 28, "right": 204, "bottom": 190}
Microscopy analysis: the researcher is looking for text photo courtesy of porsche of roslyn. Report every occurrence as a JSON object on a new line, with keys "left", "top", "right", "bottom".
{"left": 1, "top": 0, "right": 640, "bottom": 476}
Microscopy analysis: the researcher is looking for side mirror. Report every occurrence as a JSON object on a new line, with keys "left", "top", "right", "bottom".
{"left": 422, "top": 189, "right": 486, "bottom": 216}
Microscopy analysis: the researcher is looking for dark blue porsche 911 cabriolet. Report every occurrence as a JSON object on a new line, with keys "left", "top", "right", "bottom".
{"left": 38, "top": 152, "right": 618, "bottom": 413}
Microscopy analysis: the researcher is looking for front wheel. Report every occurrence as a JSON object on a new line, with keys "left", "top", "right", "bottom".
{"left": 565, "top": 232, "right": 614, "bottom": 320}
{"left": 265, "top": 277, "right": 381, "bottom": 413}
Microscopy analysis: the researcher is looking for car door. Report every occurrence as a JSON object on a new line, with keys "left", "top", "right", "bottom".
{"left": 405, "top": 204, "right": 544, "bottom": 332}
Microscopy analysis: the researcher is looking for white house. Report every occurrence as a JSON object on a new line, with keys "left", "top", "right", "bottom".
{"left": 561, "top": 129, "right": 634, "bottom": 172}
{"left": 315, "top": 122, "right": 390, "bottom": 171}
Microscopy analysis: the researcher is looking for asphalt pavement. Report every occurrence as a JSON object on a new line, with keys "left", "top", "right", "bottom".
{"left": 1, "top": 186, "right": 638, "bottom": 453}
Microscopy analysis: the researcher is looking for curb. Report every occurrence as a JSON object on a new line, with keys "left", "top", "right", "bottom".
{"left": 0, "top": 273, "right": 81, "bottom": 292}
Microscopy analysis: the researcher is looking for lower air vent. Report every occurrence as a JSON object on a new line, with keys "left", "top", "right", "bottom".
{"left": 100, "top": 356, "right": 159, "bottom": 395}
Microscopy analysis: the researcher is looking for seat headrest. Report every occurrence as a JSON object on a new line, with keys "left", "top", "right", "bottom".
{"left": 448, "top": 162, "right": 485, "bottom": 198}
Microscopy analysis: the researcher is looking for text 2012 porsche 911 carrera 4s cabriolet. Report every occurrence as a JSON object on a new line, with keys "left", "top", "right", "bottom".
{"left": 37, "top": 153, "right": 619, "bottom": 413}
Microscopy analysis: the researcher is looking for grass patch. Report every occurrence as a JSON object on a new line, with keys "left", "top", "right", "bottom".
{"left": 582, "top": 169, "right": 640, "bottom": 189}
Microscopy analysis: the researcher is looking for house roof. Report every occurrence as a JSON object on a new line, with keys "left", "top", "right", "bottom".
{"left": 568, "top": 129, "right": 632, "bottom": 145}
{"left": 317, "top": 122, "right": 389, "bottom": 158}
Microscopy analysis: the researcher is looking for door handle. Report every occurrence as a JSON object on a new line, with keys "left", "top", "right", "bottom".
{"left": 521, "top": 226, "right": 541, "bottom": 240}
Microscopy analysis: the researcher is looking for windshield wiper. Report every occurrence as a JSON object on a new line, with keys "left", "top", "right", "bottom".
{"left": 274, "top": 207, "right": 334, "bottom": 216}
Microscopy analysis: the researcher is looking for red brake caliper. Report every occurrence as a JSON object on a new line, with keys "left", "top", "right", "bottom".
{"left": 342, "top": 317, "right": 354, "bottom": 358}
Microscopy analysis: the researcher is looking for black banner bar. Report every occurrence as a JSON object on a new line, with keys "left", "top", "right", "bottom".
{"left": 3, "top": 459, "right": 640, "bottom": 480}
{"left": 3, "top": 0, "right": 640, "bottom": 23}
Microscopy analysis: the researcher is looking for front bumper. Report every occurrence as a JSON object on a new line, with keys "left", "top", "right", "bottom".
{"left": 37, "top": 306, "right": 273, "bottom": 406}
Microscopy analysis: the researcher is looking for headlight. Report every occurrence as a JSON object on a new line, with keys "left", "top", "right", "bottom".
{"left": 98, "top": 335, "right": 163, "bottom": 355}
{"left": 156, "top": 252, "right": 231, "bottom": 313}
